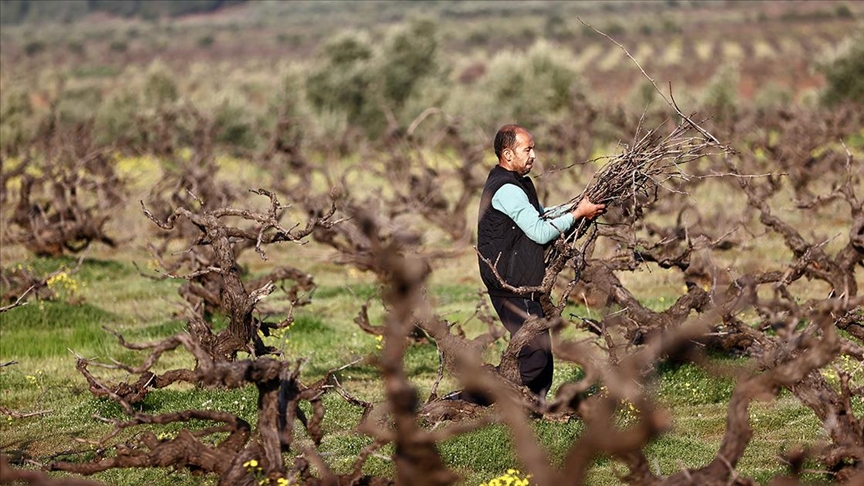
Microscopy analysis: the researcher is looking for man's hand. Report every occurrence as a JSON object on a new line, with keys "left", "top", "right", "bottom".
{"left": 572, "top": 197, "right": 606, "bottom": 220}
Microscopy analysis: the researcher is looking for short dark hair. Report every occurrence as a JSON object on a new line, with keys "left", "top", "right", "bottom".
{"left": 494, "top": 124, "right": 522, "bottom": 160}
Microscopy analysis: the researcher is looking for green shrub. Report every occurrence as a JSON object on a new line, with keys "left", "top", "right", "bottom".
{"left": 143, "top": 61, "right": 179, "bottom": 107}
{"left": 109, "top": 39, "right": 128, "bottom": 52}
{"left": 0, "top": 88, "right": 37, "bottom": 155}
{"left": 602, "top": 20, "right": 626, "bottom": 36}
{"left": 197, "top": 34, "right": 215, "bottom": 47}
{"left": 662, "top": 17, "right": 682, "bottom": 34}
{"left": 379, "top": 18, "right": 440, "bottom": 109}
{"left": 820, "top": 30, "right": 864, "bottom": 106}
{"left": 56, "top": 85, "right": 103, "bottom": 125}
{"left": 701, "top": 63, "right": 739, "bottom": 121}
{"left": 305, "top": 18, "right": 445, "bottom": 138}
{"left": 95, "top": 90, "right": 142, "bottom": 146}
{"left": 23, "top": 40, "right": 46, "bottom": 56}
{"left": 276, "top": 32, "right": 302, "bottom": 45}
{"left": 306, "top": 30, "right": 375, "bottom": 120}
{"left": 753, "top": 82, "right": 792, "bottom": 109}
{"left": 68, "top": 65, "right": 119, "bottom": 78}
{"left": 544, "top": 13, "right": 574, "bottom": 40}
{"left": 466, "top": 30, "right": 490, "bottom": 46}
{"left": 213, "top": 99, "right": 255, "bottom": 149}
{"left": 835, "top": 4, "right": 854, "bottom": 18}
{"left": 67, "top": 39, "right": 86, "bottom": 55}
{"left": 627, "top": 80, "right": 661, "bottom": 113}
{"left": 267, "top": 67, "right": 309, "bottom": 129}
{"left": 519, "top": 26, "right": 538, "bottom": 43}
{"left": 480, "top": 40, "right": 581, "bottom": 127}
{"left": 780, "top": 8, "right": 834, "bottom": 22}
{"left": 322, "top": 30, "right": 373, "bottom": 66}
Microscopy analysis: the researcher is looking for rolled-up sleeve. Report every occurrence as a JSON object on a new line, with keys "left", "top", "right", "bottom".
{"left": 491, "top": 184, "right": 575, "bottom": 245}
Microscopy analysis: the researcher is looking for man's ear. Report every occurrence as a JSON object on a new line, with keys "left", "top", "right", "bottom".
{"left": 503, "top": 148, "right": 512, "bottom": 160}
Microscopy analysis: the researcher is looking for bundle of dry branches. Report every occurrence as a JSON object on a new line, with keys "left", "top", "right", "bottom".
{"left": 552, "top": 115, "right": 728, "bottom": 242}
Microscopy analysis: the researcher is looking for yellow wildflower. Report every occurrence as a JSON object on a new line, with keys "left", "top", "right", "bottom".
{"left": 481, "top": 469, "right": 531, "bottom": 486}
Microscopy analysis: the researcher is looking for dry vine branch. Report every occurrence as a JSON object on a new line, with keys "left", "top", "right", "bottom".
{"left": 65, "top": 188, "right": 344, "bottom": 415}
{"left": 57, "top": 333, "right": 389, "bottom": 486}
{"left": 727, "top": 148, "right": 863, "bottom": 299}
{"left": 383, "top": 115, "right": 487, "bottom": 244}
{"left": 561, "top": 118, "right": 724, "bottom": 212}
{"left": 0, "top": 407, "right": 52, "bottom": 420}
{"left": 0, "top": 285, "right": 33, "bottom": 313}
{"left": 1, "top": 453, "right": 104, "bottom": 486}
{"left": 2, "top": 121, "right": 126, "bottom": 257}
{"left": 140, "top": 188, "right": 338, "bottom": 361}
{"left": 5, "top": 157, "right": 121, "bottom": 256}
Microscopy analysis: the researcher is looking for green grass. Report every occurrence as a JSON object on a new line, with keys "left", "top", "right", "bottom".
{"left": 3, "top": 328, "right": 828, "bottom": 486}
{"left": 0, "top": 303, "right": 834, "bottom": 486}
{"left": 0, "top": 190, "right": 854, "bottom": 486}
{"left": 0, "top": 301, "right": 117, "bottom": 359}
{"left": 315, "top": 283, "right": 380, "bottom": 300}
{"left": 442, "top": 424, "right": 517, "bottom": 476}
{"left": 655, "top": 361, "right": 736, "bottom": 406}
{"left": 66, "top": 65, "right": 122, "bottom": 79}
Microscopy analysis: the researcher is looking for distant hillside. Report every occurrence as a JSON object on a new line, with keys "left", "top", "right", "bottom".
{"left": 0, "top": 0, "right": 246, "bottom": 24}
{"left": 0, "top": 0, "right": 859, "bottom": 110}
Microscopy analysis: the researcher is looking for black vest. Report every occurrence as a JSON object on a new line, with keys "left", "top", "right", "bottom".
{"left": 477, "top": 165, "right": 546, "bottom": 298}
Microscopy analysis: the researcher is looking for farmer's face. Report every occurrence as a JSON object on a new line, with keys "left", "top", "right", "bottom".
{"left": 507, "top": 130, "right": 536, "bottom": 175}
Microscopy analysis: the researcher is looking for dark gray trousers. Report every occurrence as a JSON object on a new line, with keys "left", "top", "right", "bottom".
{"left": 491, "top": 295, "right": 553, "bottom": 397}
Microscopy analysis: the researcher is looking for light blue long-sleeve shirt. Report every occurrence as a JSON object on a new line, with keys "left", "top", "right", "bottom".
{"left": 491, "top": 184, "right": 575, "bottom": 245}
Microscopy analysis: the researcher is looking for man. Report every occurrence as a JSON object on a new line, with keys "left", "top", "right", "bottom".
{"left": 476, "top": 124, "right": 605, "bottom": 400}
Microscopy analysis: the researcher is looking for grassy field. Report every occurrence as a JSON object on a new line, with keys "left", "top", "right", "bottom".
{"left": 0, "top": 249, "right": 832, "bottom": 485}
{"left": 0, "top": 149, "right": 854, "bottom": 485}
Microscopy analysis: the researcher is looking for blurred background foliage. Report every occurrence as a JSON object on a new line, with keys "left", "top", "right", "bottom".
{"left": 0, "top": 0, "right": 246, "bottom": 24}
{"left": 819, "top": 27, "right": 864, "bottom": 106}
{"left": 0, "top": 0, "right": 862, "bottom": 157}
